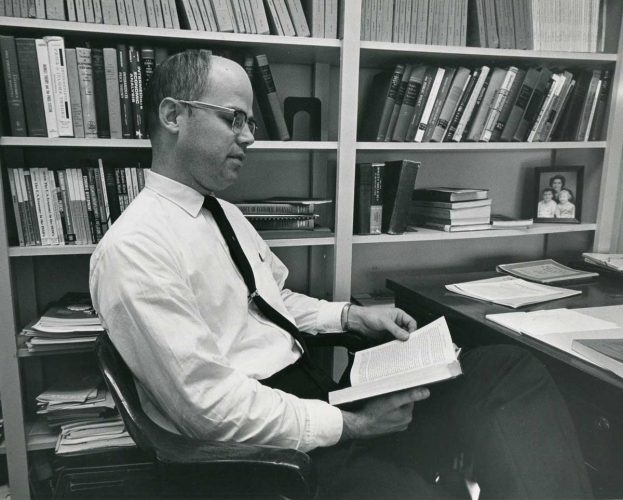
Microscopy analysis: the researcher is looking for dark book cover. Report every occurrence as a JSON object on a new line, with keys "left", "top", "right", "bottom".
{"left": 354, "top": 162, "right": 384, "bottom": 235}
{"left": 384, "top": 64, "right": 412, "bottom": 141}
{"left": 589, "top": 69, "right": 611, "bottom": 141}
{"left": 116, "top": 44, "right": 134, "bottom": 139}
{"left": 382, "top": 160, "right": 421, "bottom": 235}
{"left": 0, "top": 35, "right": 27, "bottom": 136}
{"left": 467, "top": 0, "right": 487, "bottom": 47}
{"left": 394, "top": 65, "right": 428, "bottom": 142}
{"left": 138, "top": 47, "right": 153, "bottom": 139}
{"left": 51, "top": 169, "right": 70, "bottom": 244}
{"left": 243, "top": 54, "right": 268, "bottom": 141}
{"left": 499, "top": 66, "right": 540, "bottom": 141}
{"left": 55, "top": 169, "right": 77, "bottom": 243}
{"left": 512, "top": 67, "right": 552, "bottom": 142}
{"left": 14, "top": 37, "right": 47, "bottom": 137}
{"left": 253, "top": 53, "right": 290, "bottom": 141}
{"left": 413, "top": 187, "right": 490, "bottom": 202}
{"left": 443, "top": 67, "right": 481, "bottom": 142}
{"left": 80, "top": 167, "right": 98, "bottom": 243}
{"left": 91, "top": 48, "right": 111, "bottom": 138}
{"left": 103, "top": 165, "right": 121, "bottom": 222}
{"left": 551, "top": 70, "right": 592, "bottom": 141}
{"left": 23, "top": 169, "right": 42, "bottom": 245}
{"left": 404, "top": 65, "right": 437, "bottom": 142}
{"left": 86, "top": 166, "right": 104, "bottom": 241}
{"left": 128, "top": 45, "right": 145, "bottom": 139}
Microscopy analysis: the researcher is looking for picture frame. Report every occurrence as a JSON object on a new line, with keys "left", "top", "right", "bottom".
{"left": 534, "top": 166, "right": 584, "bottom": 223}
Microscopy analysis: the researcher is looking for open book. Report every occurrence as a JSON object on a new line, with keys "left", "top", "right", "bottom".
{"left": 328, "top": 317, "right": 462, "bottom": 406}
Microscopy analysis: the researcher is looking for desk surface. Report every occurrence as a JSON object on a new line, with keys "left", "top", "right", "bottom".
{"left": 387, "top": 270, "right": 623, "bottom": 391}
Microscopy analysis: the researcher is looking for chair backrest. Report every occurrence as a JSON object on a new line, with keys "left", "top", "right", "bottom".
{"left": 95, "top": 333, "right": 166, "bottom": 457}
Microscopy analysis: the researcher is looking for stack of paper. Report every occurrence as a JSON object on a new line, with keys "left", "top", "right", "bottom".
{"left": 36, "top": 375, "right": 116, "bottom": 428}
{"left": 583, "top": 253, "right": 623, "bottom": 273}
{"left": 446, "top": 276, "right": 581, "bottom": 308}
{"left": 22, "top": 292, "right": 104, "bottom": 353}
{"left": 55, "top": 416, "right": 135, "bottom": 456}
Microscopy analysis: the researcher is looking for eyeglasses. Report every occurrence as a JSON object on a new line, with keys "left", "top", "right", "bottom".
{"left": 175, "top": 99, "right": 257, "bottom": 136}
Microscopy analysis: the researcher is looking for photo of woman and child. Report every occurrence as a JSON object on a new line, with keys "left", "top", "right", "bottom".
{"left": 535, "top": 169, "right": 583, "bottom": 222}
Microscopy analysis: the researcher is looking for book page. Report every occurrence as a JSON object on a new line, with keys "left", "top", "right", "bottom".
{"left": 350, "top": 317, "right": 455, "bottom": 386}
{"left": 486, "top": 309, "right": 618, "bottom": 335}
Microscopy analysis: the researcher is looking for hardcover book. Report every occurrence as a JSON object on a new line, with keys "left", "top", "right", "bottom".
{"left": 382, "top": 159, "right": 420, "bottom": 235}
{"left": 328, "top": 317, "right": 462, "bottom": 406}
{"left": 571, "top": 339, "right": 623, "bottom": 378}
{"left": 412, "top": 187, "right": 489, "bottom": 203}
{"left": 354, "top": 162, "right": 384, "bottom": 235}
{"left": 497, "top": 259, "right": 599, "bottom": 284}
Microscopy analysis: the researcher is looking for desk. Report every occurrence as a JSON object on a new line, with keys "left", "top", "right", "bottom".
{"left": 387, "top": 271, "right": 623, "bottom": 498}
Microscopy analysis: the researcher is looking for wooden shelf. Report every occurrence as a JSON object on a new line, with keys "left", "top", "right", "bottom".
{"left": 0, "top": 137, "right": 338, "bottom": 150}
{"left": 357, "top": 141, "right": 607, "bottom": 151}
{"left": 360, "top": 41, "right": 618, "bottom": 68}
{"left": 0, "top": 17, "right": 341, "bottom": 64}
{"left": 352, "top": 223, "right": 597, "bottom": 245}
{"left": 8, "top": 231, "right": 335, "bottom": 256}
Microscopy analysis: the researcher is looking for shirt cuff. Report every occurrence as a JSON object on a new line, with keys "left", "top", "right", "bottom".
{"left": 316, "top": 301, "right": 349, "bottom": 333}
{"left": 300, "top": 399, "right": 343, "bottom": 452}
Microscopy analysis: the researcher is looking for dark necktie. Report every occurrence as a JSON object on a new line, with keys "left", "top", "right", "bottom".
{"left": 203, "top": 195, "right": 313, "bottom": 365}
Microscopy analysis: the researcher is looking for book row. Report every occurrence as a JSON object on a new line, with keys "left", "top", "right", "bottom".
{"left": 0, "top": 35, "right": 291, "bottom": 141}
{"left": 7, "top": 163, "right": 150, "bottom": 247}
{"left": 360, "top": 62, "right": 610, "bottom": 143}
{"left": 0, "top": 0, "right": 339, "bottom": 38}
{"left": 362, "top": 0, "right": 607, "bottom": 53}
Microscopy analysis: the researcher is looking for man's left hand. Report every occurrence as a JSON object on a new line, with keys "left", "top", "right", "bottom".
{"left": 346, "top": 305, "right": 417, "bottom": 341}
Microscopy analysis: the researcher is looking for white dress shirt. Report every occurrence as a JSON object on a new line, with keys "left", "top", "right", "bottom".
{"left": 89, "top": 171, "right": 345, "bottom": 452}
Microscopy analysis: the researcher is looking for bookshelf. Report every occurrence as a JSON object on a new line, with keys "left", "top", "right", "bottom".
{"left": 2, "top": 1, "right": 623, "bottom": 497}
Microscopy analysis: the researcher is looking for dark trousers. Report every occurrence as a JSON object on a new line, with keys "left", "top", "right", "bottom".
{"left": 265, "top": 344, "right": 593, "bottom": 499}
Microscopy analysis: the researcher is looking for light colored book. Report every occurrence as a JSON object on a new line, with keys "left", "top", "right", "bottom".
{"left": 497, "top": 259, "right": 599, "bottom": 284}
{"left": 103, "top": 48, "right": 122, "bottom": 139}
{"left": 249, "top": 0, "right": 270, "bottom": 34}
{"left": 452, "top": 65, "right": 490, "bottom": 142}
{"left": 328, "top": 317, "right": 462, "bottom": 406}
{"left": 582, "top": 253, "right": 623, "bottom": 272}
{"left": 75, "top": 47, "right": 98, "bottom": 138}
{"left": 446, "top": 275, "right": 581, "bottom": 308}
{"left": 44, "top": 36, "right": 73, "bottom": 137}
{"left": 35, "top": 39, "right": 59, "bottom": 138}
{"left": 64, "top": 49, "right": 85, "bottom": 138}
{"left": 572, "top": 338, "right": 623, "bottom": 378}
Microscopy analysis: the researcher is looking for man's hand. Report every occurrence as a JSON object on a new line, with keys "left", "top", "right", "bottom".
{"left": 346, "top": 305, "right": 417, "bottom": 341}
{"left": 339, "top": 387, "right": 430, "bottom": 442}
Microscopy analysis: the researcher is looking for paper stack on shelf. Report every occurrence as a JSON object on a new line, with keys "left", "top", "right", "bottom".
{"left": 582, "top": 253, "right": 623, "bottom": 273}
{"left": 21, "top": 292, "right": 104, "bottom": 353}
{"left": 55, "top": 416, "right": 135, "bottom": 456}
{"left": 446, "top": 276, "right": 581, "bottom": 308}
{"left": 36, "top": 375, "right": 116, "bottom": 428}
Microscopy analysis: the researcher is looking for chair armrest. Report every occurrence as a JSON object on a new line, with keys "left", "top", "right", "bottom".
{"left": 303, "top": 331, "right": 390, "bottom": 351}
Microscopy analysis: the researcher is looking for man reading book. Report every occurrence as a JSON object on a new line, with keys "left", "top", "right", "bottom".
{"left": 89, "top": 51, "right": 592, "bottom": 499}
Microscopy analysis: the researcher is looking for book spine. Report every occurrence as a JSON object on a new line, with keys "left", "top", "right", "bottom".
{"left": 101, "top": 0, "right": 120, "bottom": 22}
{"left": 499, "top": 66, "right": 539, "bottom": 141}
{"left": 128, "top": 45, "right": 145, "bottom": 139}
{"left": 115, "top": 44, "right": 134, "bottom": 138}
{"left": 249, "top": 217, "right": 316, "bottom": 230}
{"left": 103, "top": 166, "right": 121, "bottom": 222}
{"left": 542, "top": 73, "right": 573, "bottom": 142}
{"left": 384, "top": 64, "right": 412, "bottom": 141}
{"left": 123, "top": 0, "right": 136, "bottom": 24}
{"left": 241, "top": 0, "right": 256, "bottom": 33}
{"left": 93, "top": 0, "right": 104, "bottom": 23}
{"left": 284, "top": 0, "right": 310, "bottom": 37}
{"left": 211, "top": 0, "right": 234, "bottom": 31}
{"left": 422, "top": 66, "right": 456, "bottom": 142}
{"left": 14, "top": 168, "right": 34, "bottom": 246}
{"left": 75, "top": 47, "right": 98, "bottom": 138}
{"left": 254, "top": 53, "right": 290, "bottom": 140}
{"left": 45, "top": 0, "right": 66, "bottom": 18}
{"left": 324, "top": 0, "right": 337, "bottom": 38}
{"left": 575, "top": 69, "right": 602, "bottom": 141}
{"left": 512, "top": 67, "right": 552, "bottom": 142}
{"left": 21, "top": 169, "right": 42, "bottom": 245}
{"left": 194, "top": 0, "right": 212, "bottom": 30}
{"left": 74, "top": 0, "right": 86, "bottom": 21}
{"left": 86, "top": 166, "right": 104, "bottom": 240}
{"left": 430, "top": 66, "right": 470, "bottom": 142}
{"left": 83, "top": 0, "right": 96, "bottom": 22}
{"left": 443, "top": 67, "right": 480, "bottom": 142}
{"left": 116, "top": 0, "right": 128, "bottom": 23}
{"left": 46, "top": 168, "right": 65, "bottom": 245}
{"left": 588, "top": 68, "right": 610, "bottom": 141}
{"left": 56, "top": 169, "right": 76, "bottom": 243}
{"left": 393, "top": 66, "right": 426, "bottom": 142}
{"left": 483, "top": 0, "right": 499, "bottom": 47}
{"left": 30, "top": 168, "right": 50, "bottom": 245}
{"left": 0, "top": 36, "right": 27, "bottom": 136}
{"left": 528, "top": 72, "right": 563, "bottom": 142}
{"left": 64, "top": 48, "right": 86, "bottom": 138}
{"left": 452, "top": 65, "right": 490, "bottom": 142}
{"left": 132, "top": 0, "right": 149, "bottom": 25}
{"left": 7, "top": 168, "right": 25, "bottom": 247}
{"left": 35, "top": 39, "right": 60, "bottom": 138}
{"left": 96, "top": 158, "right": 111, "bottom": 232}
{"left": 42, "top": 168, "right": 61, "bottom": 244}
{"left": 160, "top": 0, "right": 173, "bottom": 27}
{"left": 167, "top": 0, "right": 180, "bottom": 27}
{"left": 481, "top": 66, "right": 519, "bottom": 142}
{"left": 466, "top": 66, "right": 507, "bottom": 142}
{"left": 102, "top": 48, "right": 122, "bottom": 139}
{"left": 373, "top": 64, "right": 405, "bottom": 142}
{"left": 250, "top": 0, "right": 270, "bottom": 34}
{"left": 67, "top": 168, "right": 86, "bottom": 244}
{"left": 44, "top": 37, "right": 72, "bottom": 137}
{"left": 490, "top": 67, "right": 525, "bottom": 141}
{"left": 382, "top": 160, "right": 420, "bottom": 234}
{"left": 14, "top": 38, "right": 47, "bottom": 137}
{"left": 263, "top": 0, "right": 284, "bottom": 35}
{"left": 144, "top": 0, "right": 158, "bottom": 25}
{"left": 413, "top": 67, "right": 446, "bottom": 142}
{"left": 354, "top": 163, "right": 372, "bottom": 234}
{"left": 81, "top": 168, "right": 99, "bottom": 243}
{"left": 405, "top": 66, "right": 437, "bottom": 142}
{"left": 91, "top": 48, "right": 111, "bottom": 138}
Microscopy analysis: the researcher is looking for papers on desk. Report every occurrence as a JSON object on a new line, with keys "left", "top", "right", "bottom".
{"left": 445, "top": 276, "right": 581, "bottom": 308}
{"left": 486, "top": 306, "right": 623, "bottom": 377}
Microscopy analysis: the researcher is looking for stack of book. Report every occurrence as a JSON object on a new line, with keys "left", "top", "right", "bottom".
{"left": 1, "top": 35, "right": 291, "bottom": 141}
{"left": 582, "top": 253, "right": 623, "bottom": 273}
{"left": 354, "top": 159, "right": 421, "bottom": 235}
{"left": 7, "top": 161, "right": 149, "bottom": 247}
{"left": 411, "top": 187, "right": 491, "bottom": 232}
{"left": 21, "top": 293, "right": 103, "bottom": 353}
{"left": 1, "top": 0, "right": 338, "bottom": 38}
{"left": 36, "top": 375, "right": 116, "bottom": 428}
{"left": 468, "top": 0, "right": 607, "bottom": 52}
{"left": 359, "top": 62, "right": 610, "bottom": 143}
{"left": 235, "top": 197, "right": 331, "bottom": 231}
{"left": 55, "top": 416, "right": 135, "bottom": 456}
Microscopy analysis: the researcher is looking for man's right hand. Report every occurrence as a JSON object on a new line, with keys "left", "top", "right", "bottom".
{"left": 339, "top": 387, "right": 430, "bottom": 442}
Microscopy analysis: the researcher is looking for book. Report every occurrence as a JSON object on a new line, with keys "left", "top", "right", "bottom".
{"left": 413, "top": 198, "right": 492, "bottom": 209}
{"left": 429, "top": 66, "right": 470, "bottom": 143}
{"left": 408, "top": 66, "right": 446, "bottom": 143}
{"left": 65, "top": 48, "right": 86, "bottom": 139}
{"left": 91, "top": 48, "right": 111, "bottom": 138}
{"left": 419, "top": 221, "right": 492, "bottom": 232}
{"left": 244, "top": 214, "right": 317, "bottom": 230}
{"left": 35, "top": 39, "right": 60, "bottom": 138}
{"left": 588, "top": 68, "right": 610, "bottom": 141}
{"left": 499, "top": 66, "right": 540, "bottom": 142}
{"left": 128, "top": 45, "right": 145, "bottom": 139}
{"left": 412, "top": 187, "right": 489, "bottom": 202}
{"left": 382, "top": 160, "right": 420, "bottom": 234}
{"left": 254, "top": 53, "right": 290, "bottom": 141}
{"left": 414, "top": 215, "right": 491, "bottom": 226}
{"left": 412, "top": 204, "right": 491, "bottom": 221}
{"left": 384, "top": 64, "right": 412, "bottom": 141}
{"left": 490, "top": 214, "right": 533, "bottom": 228}
{"left": 354, "top": 162, "right": 384, "bottom": 235}
{"left": 446, "top": 275, "right": 582, "bottom": 308}
{"left": 103, "top": 48, "right": 122, "bottom": 139}
{"left": 582, "top": 253, "right": 623, "bottom": 273}
{"left": 443, "top": 66, "right": 481, "bottom": 142}
{"left": 539, "top": 70, "right": 574, "bottom": 142}
{"left": 466, "top": 66, "right": 507, "bottom": 142}
{"left": 512, "top": 67, "right": 552, "bottom": 142}
{"left": 480, "top": 66, "right": 519, "bottom": 142}
{"left": 551, "top": 71, "right": 592, "bottom": 141}
{"left": 575, "top": 69, "right": 602, "bottom": 141}
{"left": 421, "top": 66, "right": 456, "bottom": 142}
{"left": 14, "top": 37, "right": 47, "bottom": 137}
{"left": 496, "top": 259, "right": 599, "bottom": 284}
{"left": 572, "top": 339, "right": 623, "bottom": 378}
{"left": 75, "top": 47, "right": 98, "bottom": 138}
{"left": 489, "top": 67, "right": 525, "bottom": 142}
{"left": 116, "top": 44, "right": 134, "bottom": 139}
{"left": 328, "top": 317, "right": 462, "bottom": 406}
{"left": 284, "top": 0, "right": 309, "bottom": 36}
{"left": 392, "top": 64, "right": 427, "bottom": 142}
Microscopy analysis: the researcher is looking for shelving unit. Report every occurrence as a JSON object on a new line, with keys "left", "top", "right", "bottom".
{"left": 1, "top": 1, "right": 623, "bottom": 497}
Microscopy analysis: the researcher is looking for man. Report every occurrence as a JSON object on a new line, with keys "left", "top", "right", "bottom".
{"left": 90, "top": 51, "right": 593, "bottom": 498}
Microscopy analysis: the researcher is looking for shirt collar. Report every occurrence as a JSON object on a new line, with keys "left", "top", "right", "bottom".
{"left": 144, "top": 170, "right": 205, "bottom": 218}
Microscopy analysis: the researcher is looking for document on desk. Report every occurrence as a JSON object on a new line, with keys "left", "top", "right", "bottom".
{"left": 486, "top": 307, "right": 623, "bottom": 365}
{"left": 446, "top": 276, "right": 581, "bottom": 308}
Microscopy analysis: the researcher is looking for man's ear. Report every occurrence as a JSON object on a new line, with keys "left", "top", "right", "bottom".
{"left": 159, "top": 98, "right": 183, "bottom": 134}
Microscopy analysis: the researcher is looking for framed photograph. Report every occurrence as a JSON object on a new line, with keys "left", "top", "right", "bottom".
{"left": 534, "top": 166, "right": 584, "bottom": 223}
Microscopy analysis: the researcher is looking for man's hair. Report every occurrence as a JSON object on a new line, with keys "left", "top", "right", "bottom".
{"left": 144, "top": 50, "right": 213, "bottom": 136}
{"left": 542, "top": 188, "right": 554, "bottom": 196}
{"left": 549, "top": 174, "right": 566, "bottom": 186}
